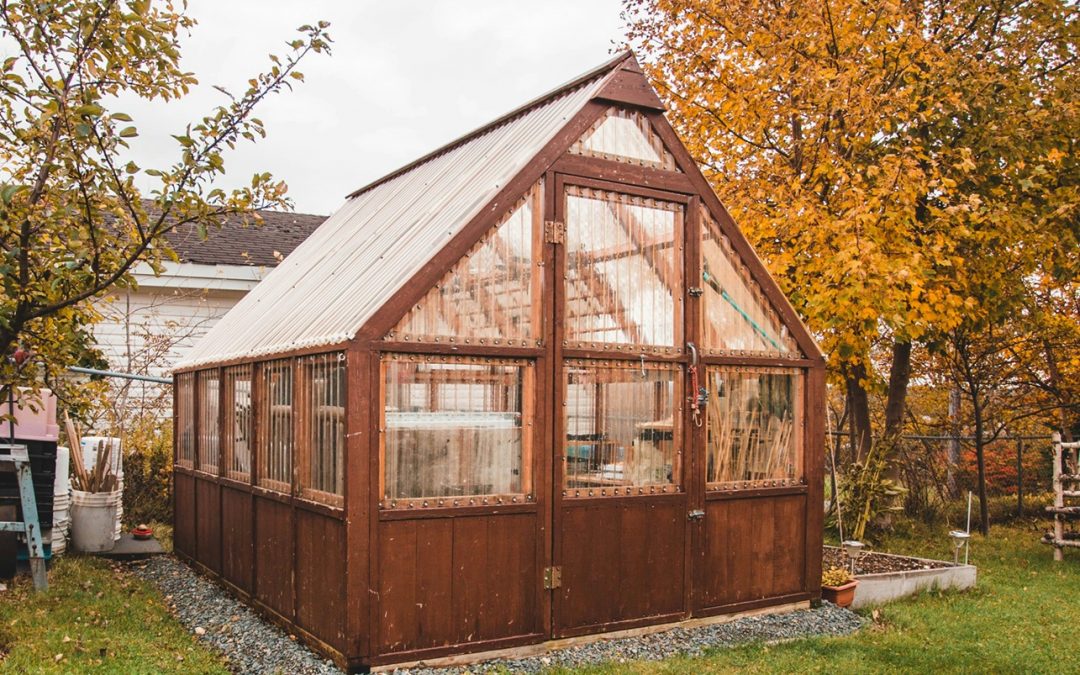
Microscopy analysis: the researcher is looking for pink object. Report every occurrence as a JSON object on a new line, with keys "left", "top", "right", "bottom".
{"left": 3, "top": 388, "right": 59, "bottom": 442}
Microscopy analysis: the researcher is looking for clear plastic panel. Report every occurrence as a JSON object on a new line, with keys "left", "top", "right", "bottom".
{"left": 223, "top": 364, "right": 253, "bottom": 481}
{"left": 565, "top": 186, "right": 682, "bottom": 351}
{"left": 258, "top": 360, "right": 293, "bottom": 492}
{"left": 388, "top": 182, "right": 543, "bottom": 346}
{"left": 197, "top": 370, "right": 220, "bottom": 474}
{"left": 701, "top": 208, "right": 797, "bottom": 356}
{"left": 705, "top": 368, "right": 803, "bottom": 489}
{"left": 563, "top": 359, "right": 680, "bottom": 497}
{"left": 570, "top": 107, "right": 680, "bottom": 171}
{"left": 176, "top": 372, "right": 195, "bottom": 467}
{"left": 381, "top": 354, "right": 532, "bottom": 506}
{"left": 300, "top": 352, "right": 346, "bottom": 505}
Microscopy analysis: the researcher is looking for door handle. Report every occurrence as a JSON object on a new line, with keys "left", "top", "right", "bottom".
{"left": 687, "top": 509, "right": 705, "bottom": 521}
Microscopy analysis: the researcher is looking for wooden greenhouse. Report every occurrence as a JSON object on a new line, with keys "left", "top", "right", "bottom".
{"left": 172, "top": 51, "right": 825, "bottom": 671}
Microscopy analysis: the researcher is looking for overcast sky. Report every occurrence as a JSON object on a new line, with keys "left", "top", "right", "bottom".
{"left": 116, "top": 0, "right": 628, "bottom": 215}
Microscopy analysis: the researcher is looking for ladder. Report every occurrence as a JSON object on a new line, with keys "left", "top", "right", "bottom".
{"left": 1043, "top": 432, "right": 1080, "bottom": 561}
{"left": 0, "top": 444, "right": 47, "bottom": 589}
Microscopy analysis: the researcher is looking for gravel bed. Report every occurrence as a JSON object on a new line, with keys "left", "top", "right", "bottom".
{"left": 394, "top": 604, "right": 862, "bottom": 674}
{"left": 129, "top": 555, "right": 340, "bottom": 674}
{"left": 131, "top": 555, "right": 861, "bottom": 674}
{"left": 823, "top": 546, "right": 953, "bottom": 574}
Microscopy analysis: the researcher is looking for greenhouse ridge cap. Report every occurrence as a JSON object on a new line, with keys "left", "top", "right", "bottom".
{"left": 345, "top": 50, "right": 634, "bottom": 200}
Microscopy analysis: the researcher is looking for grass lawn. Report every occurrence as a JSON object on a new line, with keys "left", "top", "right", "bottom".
{"left": 568, "top": 518, "right": 1077, "bottom": 674}
{"left": 0, "top": 518, "right": 1073, "bottom": 673}
{"left": 0, "top": 553, "right": 226, "bottom": 673}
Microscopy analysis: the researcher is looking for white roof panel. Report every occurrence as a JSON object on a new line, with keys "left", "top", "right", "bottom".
{"left": 177, "top": 58, "right": 619, "bottom": 369}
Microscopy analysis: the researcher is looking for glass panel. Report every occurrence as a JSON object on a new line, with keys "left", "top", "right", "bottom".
{"left": 258, "top": 359, "right": 293, "bottom": 492}
{"left": 176, "top": 372, "right": 195, "bottom": 468}
{"left": 381, "top": 354, "right": 531, "bottom": 506}
{"left": 705, "top": 368, "right": 803, "bottom": 489}
{"left": 197, "top": 370, "right": 220, "bottom": 474}
{"left": 565, "top": 186, "right": 682, "bottom": 351}
{"left": 388, "top": 182, "right": 543, "bottom": 346}
{"left": 563, "top": 360, "right": 680, "bottom": 497}
{"left": 701, "top": 208, "right": 797, "bottom": 356}
{"left": 300, "top": 352, "right": 346, "bottom": 506}
{"left": 570, "top": 107, "right": 680, "bottom": 171}
{"left": 223, "top": 364, "right": 253, "bottom": 481}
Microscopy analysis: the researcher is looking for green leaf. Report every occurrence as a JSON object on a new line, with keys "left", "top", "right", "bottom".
{"left": 1, "top": 184, "right": 26, "bottom": 205}
{"left": 119, "top": 126, "right": 138, "bottom": 138}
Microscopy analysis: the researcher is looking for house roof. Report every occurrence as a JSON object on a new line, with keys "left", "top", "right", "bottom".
{"left": 176, "top": 52, "right": 631, "bottom": 369}
{"left": 164, "top": 209, "right": 326, "bottom": 267}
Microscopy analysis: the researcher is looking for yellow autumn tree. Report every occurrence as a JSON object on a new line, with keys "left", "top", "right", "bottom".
{"left": 626, "top": 1, "right": 1080, "bottom": 482}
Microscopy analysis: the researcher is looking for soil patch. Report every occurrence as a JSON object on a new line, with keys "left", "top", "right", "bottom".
{"left": 823, "top": 546, "right": 954, "bottom": 575}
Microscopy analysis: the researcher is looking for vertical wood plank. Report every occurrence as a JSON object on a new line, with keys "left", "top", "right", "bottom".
{"left": 344, "top": 346, "right": 371, "bottom": 660}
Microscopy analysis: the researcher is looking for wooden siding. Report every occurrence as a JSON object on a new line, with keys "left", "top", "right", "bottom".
{"left": 375, "top": 513, "right": 540, "bottom": 655}
{"left": 697, "top": 493, "right": 807, "bottom": 609}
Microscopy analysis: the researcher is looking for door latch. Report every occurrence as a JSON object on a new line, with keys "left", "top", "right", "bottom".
{"left": 687, "top": 509, "right": 705, "bottom": 521}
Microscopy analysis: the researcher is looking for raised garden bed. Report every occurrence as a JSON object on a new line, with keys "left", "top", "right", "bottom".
{"left": 824, "top": 546, "right": 976, "bottom": 609}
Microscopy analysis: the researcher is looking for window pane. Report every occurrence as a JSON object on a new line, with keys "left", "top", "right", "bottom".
{"left": 258, "top": 360, "right": 293, "bottom": 491}
{"left": 570, "top": 107, "right": 679, "bottom": 171}
{"left": 382, "top": 354, "right": 531, "bottom": 505}
{"left": 565, "top": 187, "right": 682, "bottom": 351}
{"left": 563, "top": 360, "right": 680, "bottom": 497}
{"left": 176, "top": 372, "right": 195, "bottom": 467}
{"left": 301, "top": 352, "right": 345, "bottom": 505}
{"left": 388, "top": 182, "right": 542, "bottom": 346}
{"left": 197, "top": 370, "right": 220, "bottom": 474}
{"left": 701, "top": 208, "right": 797, "bottom": 356}
{"left": 705, "top": 368, "right": 803, "bottom": 489}
{"left": 223, "top": 364, "right": 253, "bottom": 481}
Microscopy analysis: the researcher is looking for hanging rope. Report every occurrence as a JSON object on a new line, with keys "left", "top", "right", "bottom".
{"left": 702, "top": 269, "right": 783, "bottom": 351}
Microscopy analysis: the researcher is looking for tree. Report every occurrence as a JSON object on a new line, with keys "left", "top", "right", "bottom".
{"left": 0, "top": 0, "right": 330, "bottom": 406}
{"left": 626, "top": 0, "right": 1079, "bottom": 501}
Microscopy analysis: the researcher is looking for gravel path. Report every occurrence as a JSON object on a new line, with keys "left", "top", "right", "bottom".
{"left": 131, "top": 555, "right": 862, "bottom": 674}
{"left": 129, "top": 556, "right": 340, "bottom": 675}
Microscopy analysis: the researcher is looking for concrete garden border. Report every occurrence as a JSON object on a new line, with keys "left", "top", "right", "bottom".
{"left": 824, "top": 546, "right": 978, "bottom": 609}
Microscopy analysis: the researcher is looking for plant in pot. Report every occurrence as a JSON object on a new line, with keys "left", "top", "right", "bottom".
{"left": 821, "top": 566, "right": 858, "bottom": 608}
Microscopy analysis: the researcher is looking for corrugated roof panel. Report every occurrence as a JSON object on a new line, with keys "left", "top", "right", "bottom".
{"left": 177, "top": 67, "right": 611, "bottom": 369}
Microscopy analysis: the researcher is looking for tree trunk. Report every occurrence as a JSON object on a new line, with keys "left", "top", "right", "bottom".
{"left": 845, "top": 362, "right": 872, "bottom": 463}
{"left": 972, "top": 390, "right": 990, "bottom": 535}
{"left": 883, "top": 340, "right": 912, "bottom": 439}
{"left": 947, "top": 387, "right": 961, "bottom": 495}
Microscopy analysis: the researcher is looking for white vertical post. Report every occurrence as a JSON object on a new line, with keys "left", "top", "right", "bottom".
{"left": 1053, "top": 432, "right": 1063, "bottom": 562}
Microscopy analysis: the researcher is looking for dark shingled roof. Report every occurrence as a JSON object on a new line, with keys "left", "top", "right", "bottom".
{"left": 164, "top": 209, "right": 326, "bottom": 267}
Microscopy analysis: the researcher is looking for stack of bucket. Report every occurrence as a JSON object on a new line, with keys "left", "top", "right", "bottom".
{"left": 51, "top": 447, "right": 70, "bottom": 556}
{"left": 79, "top": 437, "right": 123, "bottom": 542}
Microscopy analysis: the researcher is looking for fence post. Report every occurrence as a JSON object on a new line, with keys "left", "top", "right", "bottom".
{"left": 1016, "top": 438, "right": 1024, "bottom": 517}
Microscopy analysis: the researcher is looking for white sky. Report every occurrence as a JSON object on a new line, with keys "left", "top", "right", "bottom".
{"left": 116, "top": 0, "right": 628, "bottom": 215}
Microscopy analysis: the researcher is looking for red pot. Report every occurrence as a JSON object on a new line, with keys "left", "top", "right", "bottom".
{"left": 821, "top": 579, "right": 858, "bottom": 608}
{"left": 131, "top": 526, "right": 154, "bottom": 541}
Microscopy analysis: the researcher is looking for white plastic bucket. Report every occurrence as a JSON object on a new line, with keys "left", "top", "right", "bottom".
{"left": 70, "top": 489, "right": 121, "bottom": 552}
{"left": 54, "top": 446, "right": 70, "bottom": 496}
{"left": 80, "top": 437, "right": 123, "bottom": 541}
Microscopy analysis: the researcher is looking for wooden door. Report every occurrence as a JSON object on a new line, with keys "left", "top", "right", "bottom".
{"left": 548, "top": 176, "right": 694, "bottom": 637}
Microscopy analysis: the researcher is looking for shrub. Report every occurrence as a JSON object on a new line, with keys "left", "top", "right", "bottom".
{"left": 122, "top": 416, "right": 172, "bottom": 525}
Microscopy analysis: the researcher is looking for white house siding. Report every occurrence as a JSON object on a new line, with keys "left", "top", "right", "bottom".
{"left": 90, "top": 261, "right": 268, "bottom": 419}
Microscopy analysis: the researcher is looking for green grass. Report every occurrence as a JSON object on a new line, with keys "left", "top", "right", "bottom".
{"left": 564, "top": 519, "right": 1078, "bottom": 674}
{"left": 0, "top": 553, "right": 226, "bottom": 673}
{"left": 0, "top": 519, "right": 1073, "bottom": 673}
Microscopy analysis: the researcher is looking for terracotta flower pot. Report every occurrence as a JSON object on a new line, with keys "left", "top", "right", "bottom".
{"left": 821, "top": 579, "right": 858, "bottom": 608}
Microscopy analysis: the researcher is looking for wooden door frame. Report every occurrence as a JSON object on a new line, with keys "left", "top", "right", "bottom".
{"left": 546, "top": 171, "right": 699, "bottom": 637}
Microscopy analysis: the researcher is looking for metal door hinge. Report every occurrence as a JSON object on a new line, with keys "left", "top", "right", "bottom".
{"left": 687, "top": 509, "right": 706, "bottom": 521}
{"left": 543, "top": 566, "right": 562, "bottom": 589}
{"left": 688, "top": 286, "right": 704, "bottom": 298}
{"left": 544, "top": 220, "right": 565, "bottom": 245}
